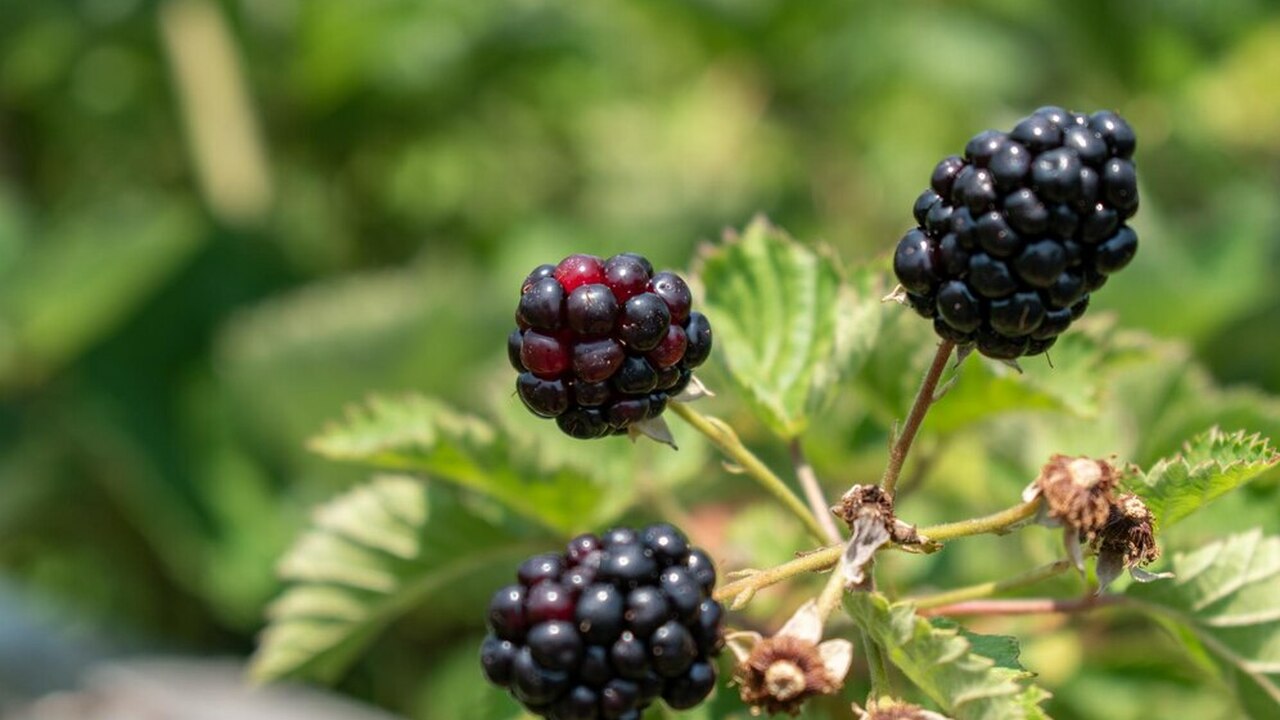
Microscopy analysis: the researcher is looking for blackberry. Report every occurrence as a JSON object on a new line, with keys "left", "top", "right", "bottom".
{"left": 482, "top": 525, "right": 725, "bottom": 718}
{"left": 509, "top": 254, "right": 712, "bottom": 438}
{"left": 894, "top": 107, "right": 1141, "bottom": 359}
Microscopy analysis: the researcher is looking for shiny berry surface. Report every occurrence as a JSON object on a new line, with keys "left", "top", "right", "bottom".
{"left": 893, "top": 108, "right": 1141, "bottom": 358}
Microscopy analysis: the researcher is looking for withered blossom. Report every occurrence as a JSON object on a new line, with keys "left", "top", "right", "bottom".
{"left": 1022, "top": 455, "right": 1120, "bottom": 569}
{"left": 1091, "top": 492, "right": 1171, "bottom": 591}
{"left": 728, "top": 600, "right": 854, "bottom": 716}
{"left": 832, "top": 485, "right": 930, "bottom": 587}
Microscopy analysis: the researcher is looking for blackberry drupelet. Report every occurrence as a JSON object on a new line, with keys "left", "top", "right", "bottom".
{"left": 511, "top": 254, "right": 712, "bottom": 438}
{"left": 482, "top": 524, "right": 725, "bottom": 719}
{"left": 893, "top": 107, "right": 1141, "bottom": 359}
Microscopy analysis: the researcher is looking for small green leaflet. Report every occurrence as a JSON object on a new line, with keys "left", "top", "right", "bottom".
{"left": 693, "top": 215, "right": 882, "bottom": 439}
{"left": 846, "top": 592, "right": 1052, "bottom": 720}
{"left": 1127, "top": 530, "right": 1280, "bottom": 719}
{"left": 250, "top": 475, "right": 546, "bottom": 683}
{"left": 1133, "top": 428, "right": 1279, "bottom": 529}
{"left": 309, "top": 393, "right": 619, "bottom": 534}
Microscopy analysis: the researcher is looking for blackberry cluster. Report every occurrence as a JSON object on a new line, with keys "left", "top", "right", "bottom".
{"left": 481, "top": 525, "right": 724, "bottom": 719}
{"left": 510, "top": 253, "right": 713, "bottom": 439}
{"left": 893, "top": 107, "right": 1140, "bottom": 359}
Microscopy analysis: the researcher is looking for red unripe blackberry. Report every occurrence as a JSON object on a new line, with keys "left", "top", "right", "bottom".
{"left": 482, "top": 525, "right": 724, "bottom": 717}
{"left": 509, "top": 254, "right": 711, "bottom": 438}
{"left": 894, "top": 107, "right": 1141, "bottom": 358}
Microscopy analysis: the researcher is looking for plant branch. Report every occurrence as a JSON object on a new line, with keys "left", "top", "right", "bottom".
{"left": 919, "top": 498, "right": 1042, "bottom": 543}
{"left": 669, "top": 401, "right": 829, "bottom": 543}
{"left": 918, "top": 595, "right": 1126, "bottom": 617}
{"left": 790, "top": 437, "right": 842, "bottom": 544}
{"left": 711, "top": 498, "right": 1045, "bottom": 603}
{"left": 906, "top": 559, "right": 1073, "bottom": 611}
{"left": 880, "top": 340, "right": 955, "bottom": 497}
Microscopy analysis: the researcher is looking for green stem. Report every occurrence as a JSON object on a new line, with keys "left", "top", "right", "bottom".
{"left": 670, "top": 401, "right": 829, "bottom": 543}
{"left": 816, "top": 565, "right": 847, "bottom": 622}
{"left": 906, "top": 559, "right": 1073, "bottom": 611}
{"left": 711, "top": 499, "right": 1043, "bottom": 602}
{"left": 918, "top": 595, "right": 1125, "bottom": 617}
{"left": 880, "top": 340, "right": 955, "bottom": 497}
{"left": 919, "top": 498, "right": 1042, "bottom": 542}
{"left": 790, "top": 437, "right": 843, "bottom": 544}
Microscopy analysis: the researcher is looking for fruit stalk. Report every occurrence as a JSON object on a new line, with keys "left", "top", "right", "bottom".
{"left": 669, "top": 401, "right": 830, "bottom": 543}
{"left": 906, "top": 558, "right": 1073, "bottom": 611}
{"left": 879, "top": 340, "right": 956, "bottom": 496}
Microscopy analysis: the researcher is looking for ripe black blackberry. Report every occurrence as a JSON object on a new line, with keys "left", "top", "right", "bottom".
{"left": 894, "top": 107, "right": 1140, "bottom": 359}
{"left": 482, "top": 524, "right": 725, "bottom": 719}
{"left": 511, "top": 254, "right": 712, "bottom": 438}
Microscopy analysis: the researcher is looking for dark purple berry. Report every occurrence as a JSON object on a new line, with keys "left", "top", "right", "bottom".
{"left": 1014, "top": 241, "right": 1067, "bottom": 288}
{"left": 936, "top": 280, "right": 983, "bottom": 333}
{"left": 1102, "top": 158, "right": 1139, "bottom": 213}
{"left": 976, "top": 327, "right": 1029, "bottom": 360}
{"left": 1011, "top": 113, "right": 1062, "bottom": 152}
{"left": 988, "top": 291, "right": 1046, "bottom": 337}
{"left": 989, "top": 141, "right": 1031, "bottom": 190}
{"left": 646, "top": 325, "right": 687, "bottom": 370}
{"left": 682, "top": 312, "right": 713, "bottom": 368}
{"left": 617, "top": 293, "right": 671, "bottom": 352}
{"left": 522, "top": 264, "right": 557, "bottom": 294}
{"left": 481, "top": 636, "right": 517, "bottom": 686}
{"left": 967, "top": 254, "right": 1017, "bottom": 298}
{"left": 1031, "top": 148, "right": 1083, "bottom": 203}
{"left": 1094, "top": 226, "right": 1138, "bottom": 273}
{"left": 930, "top": 155, "right": 966, "bottom": 197}
{"left": 1033, "top": 105, "right": 1071, "bottom": 128}
{"left": 521, "top": 331, "right": 571, "bottom": 379}
{"left": 1063, "top": 125, "right": 1108, "bottom": 165}
{"left": 654, "top": 365, "right": 680, "bottom": 391}
{"left": 949, "top": 207, "right": 977, "bottom": 248}
{"left": 959, "top": 167, "right": 999, "bottom": 214}
{"left": 1046, "top": 271, "right": 1085, "bottom": 308}
{"left": 933, "top": 317, "right": 975, "bottom": 344}
{"left": 693, "top": 600, "right": 724, "bottom": 654}
{"left": 1033, "top": 307, "right": 1073, "bottom": 339}
{"left": 600, "top": 679, "right": 640, "bottom": 717}
{"left": 613, "top": 356, "right": 658, "bottom": 394}
{"left": 567, "top": 284, "right": 620, "bottom": 336}
{"left": 511, "top": 646, "right": 570, "bottom": 706}
{"left": 553, "top": 686, "right": 599, "bottom": 720}
{"left": 529, "top": 621, "right": 584, "bottom": 671}
{"left": 1070, "top": 295, "right": 1090, "bottom": 320}
{"left": 965, "top": 130, "right": 1007, "bottom": 166}
{"left": 1089, "top": 110, "right": 1136, "bottom": 158}
{"left": 648, "top": 272, "right": 692, "bottom": 325}
{"left": 1079, "top": 205, "right": 1119, "bottom": 244}
{"left": 610, "top": 632, "right": 649, "bottom": 680}
{"left": 1075, "top": 167, "right": 1100, "bottom": 211}
{"left": 975, "top": 211, "right": 1021, "bottom": 257}
{"left": 576, "top": 584, "right": 625, "bottom": 645}
{"left": 599, "top": 543, "right": 658, "bottom": 587}
{"left": 684, "top": 549, "right": 716, "bottom": 591}
{"left": 1026, "top": 336, "right": 1058, "bottom": 356}
{"left": 1047, "top": 204, "right": 1079, "bottom": 239}
{"left": 938, "top": 233, "right": 970, "bottom": 276}
{"left": 659, "top": 567, "right": 702, "bottom": 621}
{"left": 606, "top": 397, "right": 650, "bottom": 428}
{"left": 518, "top": 374, "right": 570, "bottom": 417}
{"left": 489, "top": 585, "right": 528, "bottom": 641}
{"left": 603, "top": 528, "right": 639, "bottom": 547}
{"left": 625, "top": 586, "right": 672, "bottom": 637}
{"left": 663, "top": 661, "right": 716, "bottom": 710}
{"left": 556, "top": 407, "right": 610, "bottom": 439}
{"left": 1004, "top": 188, "right": 1049, "bottom": 235}
{"left": 527, "top": 582, "right": 575, "bottom": 624}
{"left": 924, "top": 200, "right": 954, "bottom": 237}
{"left": 893, "top": 228, "right": 938, "bottom": 294}
{"left": 906, "top": 291, "right": 937, "bottom": 318}
{"left": 603, "top": 254, "right": 651, "bottom": 302}
{"left": 573, "top": 379, "right": 612, "bottom": 407}
{"left": 913, "top": 189, "right": 942, "bottom": 225}
{"left": 519, "top": 277, "right": 565, "bottom": 331}
{"left": 508, "top": 329, "right": 526, "bottom": 371}
{"left": 641, "top": 523, "right": 689, "bottom": 564}
{"left": 649, "top": 621, "right": 697, "bottom": 678}
{"left": 646, "top": 393, "right": 668, "bottom": 419}
{"left": 573, "top": 338, "right": 625, "bottom": 384}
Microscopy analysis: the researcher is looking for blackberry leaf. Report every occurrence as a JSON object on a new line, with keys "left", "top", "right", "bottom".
{"left": 694, "top": 215, "right": 883, "bottom": 439}
{"left": 846, "top": 592, "right": 1052, "bottom": 720}
{"left": 1127, "top": 530, "right": 1280, "bottom": 719}
{"left": 1134, "top": 428, "right": 1280, "bottom": 528}
{"left": 249, "top": 475, "right": 547, "bottom": 683}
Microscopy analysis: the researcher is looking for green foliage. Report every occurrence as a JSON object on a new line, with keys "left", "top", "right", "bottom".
{"left": 1127, "top": 530, "right": 1280, "bottom": 719}
{"left": 847, "top": 592, "right": 1052, "bottom": 720}
{"left": 695, "top": 216, "right": 882, "bottom": 439}
{"left": 250, "top": 474, "right": 546, "bottom": 683}
{"left": 309, "top": 394, "right": 618, "bottom": 534}
{"left": 1134, "top": 428, "right": 1280, "bottom": 528}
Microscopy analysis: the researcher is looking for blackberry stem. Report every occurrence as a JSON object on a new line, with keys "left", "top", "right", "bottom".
{"left": 669, "top": 401, "right": 829, "bottom": 543}
{"left": 861, "top": 629, "right": 894, "bottom": 704}
{"left": 905, "top": 558, "right": 1073, "bottom": 611}
{"left": 917, "top": 594, "right": 1125, "bottom": 618}
{"left": 790, "top": 437, "right": 843, "bottom": 544}
{"left": 712, "top": 498, "right": 1044, "bottom": 602}
{"left": 880, "top": 339, "right": 956, "bottom": 497}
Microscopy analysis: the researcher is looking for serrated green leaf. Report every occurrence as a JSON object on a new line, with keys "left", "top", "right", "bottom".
{"left": 1134, "top": 428, "right": 1280, "bottom": 528}
{"left": 847, "top": 592, "right": 1052, "bottom": 720}
{"left": 309, "top": 393, "right": 625, "bottom": 534}
{"left": 694, "top": 215, "right": 881, "bottom": 438}
{"left": 1127, "top": 530, "right": 1280, "bottom": 718}
{"left": 250, "top": 475, "right": 545, "bottom": 683}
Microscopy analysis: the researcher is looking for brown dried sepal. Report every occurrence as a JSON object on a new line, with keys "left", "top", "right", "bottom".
{"left": 832, "top": 484, "right": 923, "bottom": 546}
{"left": 1035, "top": 455, "right": 1118, "bottom": 535}
{"left": 1093, "top": 492, "right": 1160, "bottom": 568}
{"left": 735, "top": 635, "right": 839, "bottom": 717}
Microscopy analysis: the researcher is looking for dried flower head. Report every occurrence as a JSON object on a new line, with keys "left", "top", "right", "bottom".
{"left": 1091, "top": 492, "right": 1170, "bottom": 591}
{"left": 853, "top": 699, "right": 953, "bottom": 720}
{"left": 832, "top": 485, "right": 930, "bottom": 586}
{"left": 1027, "top": 455, "right": 1118, "bottom": 534}
{"left": 728, "top": 600, "right": 853, "bottom": 716}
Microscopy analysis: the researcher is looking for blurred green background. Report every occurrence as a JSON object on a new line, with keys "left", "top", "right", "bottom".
{"left": 2, "top": 0, "right": 1280, "bottom": 718}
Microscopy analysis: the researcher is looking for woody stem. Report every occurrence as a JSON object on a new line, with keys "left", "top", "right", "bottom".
{"left": 879, "top": 339, "right": 955, "bottom": 497}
